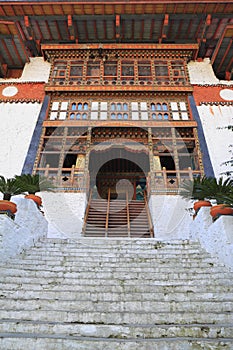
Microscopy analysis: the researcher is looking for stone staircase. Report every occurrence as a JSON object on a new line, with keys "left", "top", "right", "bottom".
{"left": 84, "top": 198, "right": 152, "bottom": 238}
{"left": 0, "top": 238, "right": 233, "bottom": 349}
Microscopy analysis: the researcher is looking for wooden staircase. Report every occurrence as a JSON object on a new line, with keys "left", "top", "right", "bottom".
{"left": 83, "top": 189, "right": 153, "bottom": 238}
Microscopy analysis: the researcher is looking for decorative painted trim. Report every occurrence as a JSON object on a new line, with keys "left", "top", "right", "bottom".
{"left": 194, "top": 84, "right": 233, "bottom": 87}
{"left": 200, "top": 102, "right": 233, "bottom": 106}
{"left": 21, "top": 95, "right": 50, "bottom": 175}
{"left": 0, "top": 82, "right": 45, "bottom": 103}
{"left": 193, "top": 85, "right": 233, "bottom": 106}
{"left": 189, "top": 96, "right": 214, "bottom": 178}
{"left": 0, "top": 99, "right": 41, "bottom": 103}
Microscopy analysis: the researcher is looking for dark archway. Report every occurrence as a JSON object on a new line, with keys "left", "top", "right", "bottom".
{"left": 89, "top": 147, "right": 150, "bottom": 199}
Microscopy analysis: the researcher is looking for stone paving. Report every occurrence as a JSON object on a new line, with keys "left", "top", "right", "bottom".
{"left": 0, "top": 238, "right": 233, "bottom": 349}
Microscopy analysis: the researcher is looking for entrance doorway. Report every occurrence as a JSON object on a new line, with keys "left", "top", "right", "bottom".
{"left": 89, "top": 147, "right": 149, "bottom": 199}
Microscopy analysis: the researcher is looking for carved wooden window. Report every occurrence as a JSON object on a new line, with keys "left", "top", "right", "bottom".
{"left": 150, "top": 102, "right": 170, "bottom": 120}
{"left": 52, "top": 61, "right": 67, "bottom": 83}
{"left": 138, "top": 61, "right": 152, "bottom": 82}
{"left": 48, "top": 99, "right": 189, "bottom": 122}
{"left": 69, "top": 102, "right": 89, "bottom": 120}
{"left": 70, "top": 61, "right": 83, "bottom": 82}
{"left": 104, "top": 61, "right": 117, "bottom": 82}
{"left": 86, "top": 60, "right": 100, "bottom": 82}
{"left": 154, "top": 60, "right": 169, "bottom": 84}
{"left": 170, "top": 101, "right": 189, "bottom": 120}
{"left": 111, "top": 103, "right": 129, "bottom": 120}
{"left": 171, "top": 60, "right": 186, "bottom": 84}
{"left": 121, "top": 61, "right": 134, "bottom": 82}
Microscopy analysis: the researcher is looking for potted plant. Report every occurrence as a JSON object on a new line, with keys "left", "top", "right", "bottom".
{"left": 15, "top": 174, "right": 55, "bottom": 208}
{"left": 180, "top": 176, "right": 212, "bottom": 217}
{"left": 202, "top": 177, "right": 233, "bottom": 221}
{"left": 0, "top": 175, "right": 25, "bottom": 218}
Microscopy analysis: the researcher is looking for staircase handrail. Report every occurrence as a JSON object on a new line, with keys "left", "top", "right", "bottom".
{"left": 82, "top": 189, "right": 93, "bottom": 235}
{"left": 105, "top": 188, "right": 111, "bottom": 237}
{"left": 126, "top": 191, "right": 131, "bottom": 237}
{"left": 144, "top": 191, "right": 154, "bottom": 238}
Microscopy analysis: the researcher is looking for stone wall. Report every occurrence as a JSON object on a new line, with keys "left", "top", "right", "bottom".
{"left": 190, "top": 207, "right": 233, "bottom": 268}
{"left": 0, "top": 197, "right": 48, "bottom": 261}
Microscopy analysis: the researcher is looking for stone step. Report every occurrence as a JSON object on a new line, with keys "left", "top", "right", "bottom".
{"left": 35, "top": 240, "right": 203, "bottom": 249}
{"left": 1, "top": 289, "right": 233, "bottom": 302}
{"left": 1, "top": 277, "right": 233, "bottom": 289}
{"left": 0, "top": 256, "right": 223, "bottom": 266}
{"left": 0, "top": 253, "right": 225, "bottom": 264}
{"left": 17, "top": 248, "right": 212, "bottom": 256}
{"left": 1, "top": 238, "right": 232, "bottom": 348}
{"left": 1, "top": 309, "right": 233, "bottom": 325}
{"left": 28, "top": 247, "right": 208, "bottom": 255}
{"left": 16, "top": 244, "right": 213, "bottom": 254}
{"left": 0, "top": 321, "right": 233, "bottom": 340}
{"left": 0, "top": 264, "right": 229, "bottom": 274}
{"left": 0, "top": 336, "right": 232, "bottom": 350}
{"left": 1, "top": 269, "right": 232, "bottom": 280}
{"left": 1, "top": 282, "right": 231, "bottom": 294}
{"left": 5, "top": 257, "right": 222, "bottom": 268}
{"left": 29, "top": 240, "right": 207, "bottom": 248}
{"left": 1, "top": 299, "right": 233, "bottom": 314}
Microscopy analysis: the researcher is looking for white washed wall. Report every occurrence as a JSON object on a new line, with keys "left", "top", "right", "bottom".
{"left": 0, "top": 102, "right": 42, "bottom": 178}
{"left": 190, "top": 207, "right": 233, "bottom": 268}
{"left": 188, "top": 59, "right": 233, "bottom": 178}
{"left": 198, "top": 105, "right": 233, "bottom": 178}
{"left": 0, "top": 57, "right": 51, "bottom": 83}
{"left": 40, "top": 192, "right": 87, "bottom": 238}
{"left": 0, "top": 197, "right": 47, "bottom": 261}
{"left": 149, "top": 195, "right": 193, "bottom": 240}
{"left": 188, "top": 58, "right": 232, "bottom": 86}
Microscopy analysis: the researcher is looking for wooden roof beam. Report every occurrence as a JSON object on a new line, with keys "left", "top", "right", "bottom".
{"left": 131, "top": 19, "right": 135, "bottom": 40}
{"left": 83, "top": 20, "right": 89, "bottom": 42}
{"left": 211, "top": 25, "right": 233, "bottom": 65}
{"left": 67, "top": 15, "right": 75, "bottom": 41}
{"left": 159, "top": 14, "right": 169, "bottom": 44}
{"left": 0, "top": 6, "right": 6, "bottom": 16}
{"left": 194, "top": 14, "right": 212, "bottom": 59}
{"left": 103, "top": 19, "right": 107, "bottom": 41}
{"left": 175, "top": 18, "right": 183, "bottom": 40}
{"left": 35, "top": 20, "right": 43, "bottom": 41}
{"left": 116, "top": 14, "right": 120, "bottom": 41}
{"left": 149, "top": 18, "right": 155, "bottom": 41}
{"left": 11, "top": 38, "right": 23, "bottom": 65}
{"left": 16, "top": 21, "right": 26, "bottom": 41}
{"left": 24, "top": 15, "right": 33, "bottom": 40}
{"left": 217, "top": 38, "right": 232, "bottom": 73}
{"left": 54, "top": 20, "right": 62, "bottom": 41}
{"left": 45, "top": 20, "right": 53, "bottom": 40}
{"left": 1, "top": 38, "right": 14, "bottom": 65}
{"left": 15, "top": 21, "right": 30, "bottom": 61}
{"left": 140, "top": 19, "right": 144, "bottom": 41}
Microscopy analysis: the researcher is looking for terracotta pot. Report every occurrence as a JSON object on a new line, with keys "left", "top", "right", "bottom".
{"left": 25, "top": 194, "right": 42, "bottom": 206}
{"left": 0, "top": 200, "right": 17, "bottom": 214}
{"left": 193, "top": 200, "right": 212, "bottom": 213}
{"left": 210, "top": 204, "right": 233, "bottom": 220}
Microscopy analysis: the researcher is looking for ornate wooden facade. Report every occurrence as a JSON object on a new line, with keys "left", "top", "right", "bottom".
{"left": 34, "top": 44, "right": 204, "bottom": 196}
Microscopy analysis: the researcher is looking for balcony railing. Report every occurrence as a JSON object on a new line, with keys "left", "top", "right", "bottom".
{"left": 36, "top": 165, "right": 201, "bottom": 194}
{"left": 36, "top": 164, "right": 89, "bottom": 192}
{"left": 150, "top": 167, "right": 202, "bottom": 194}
